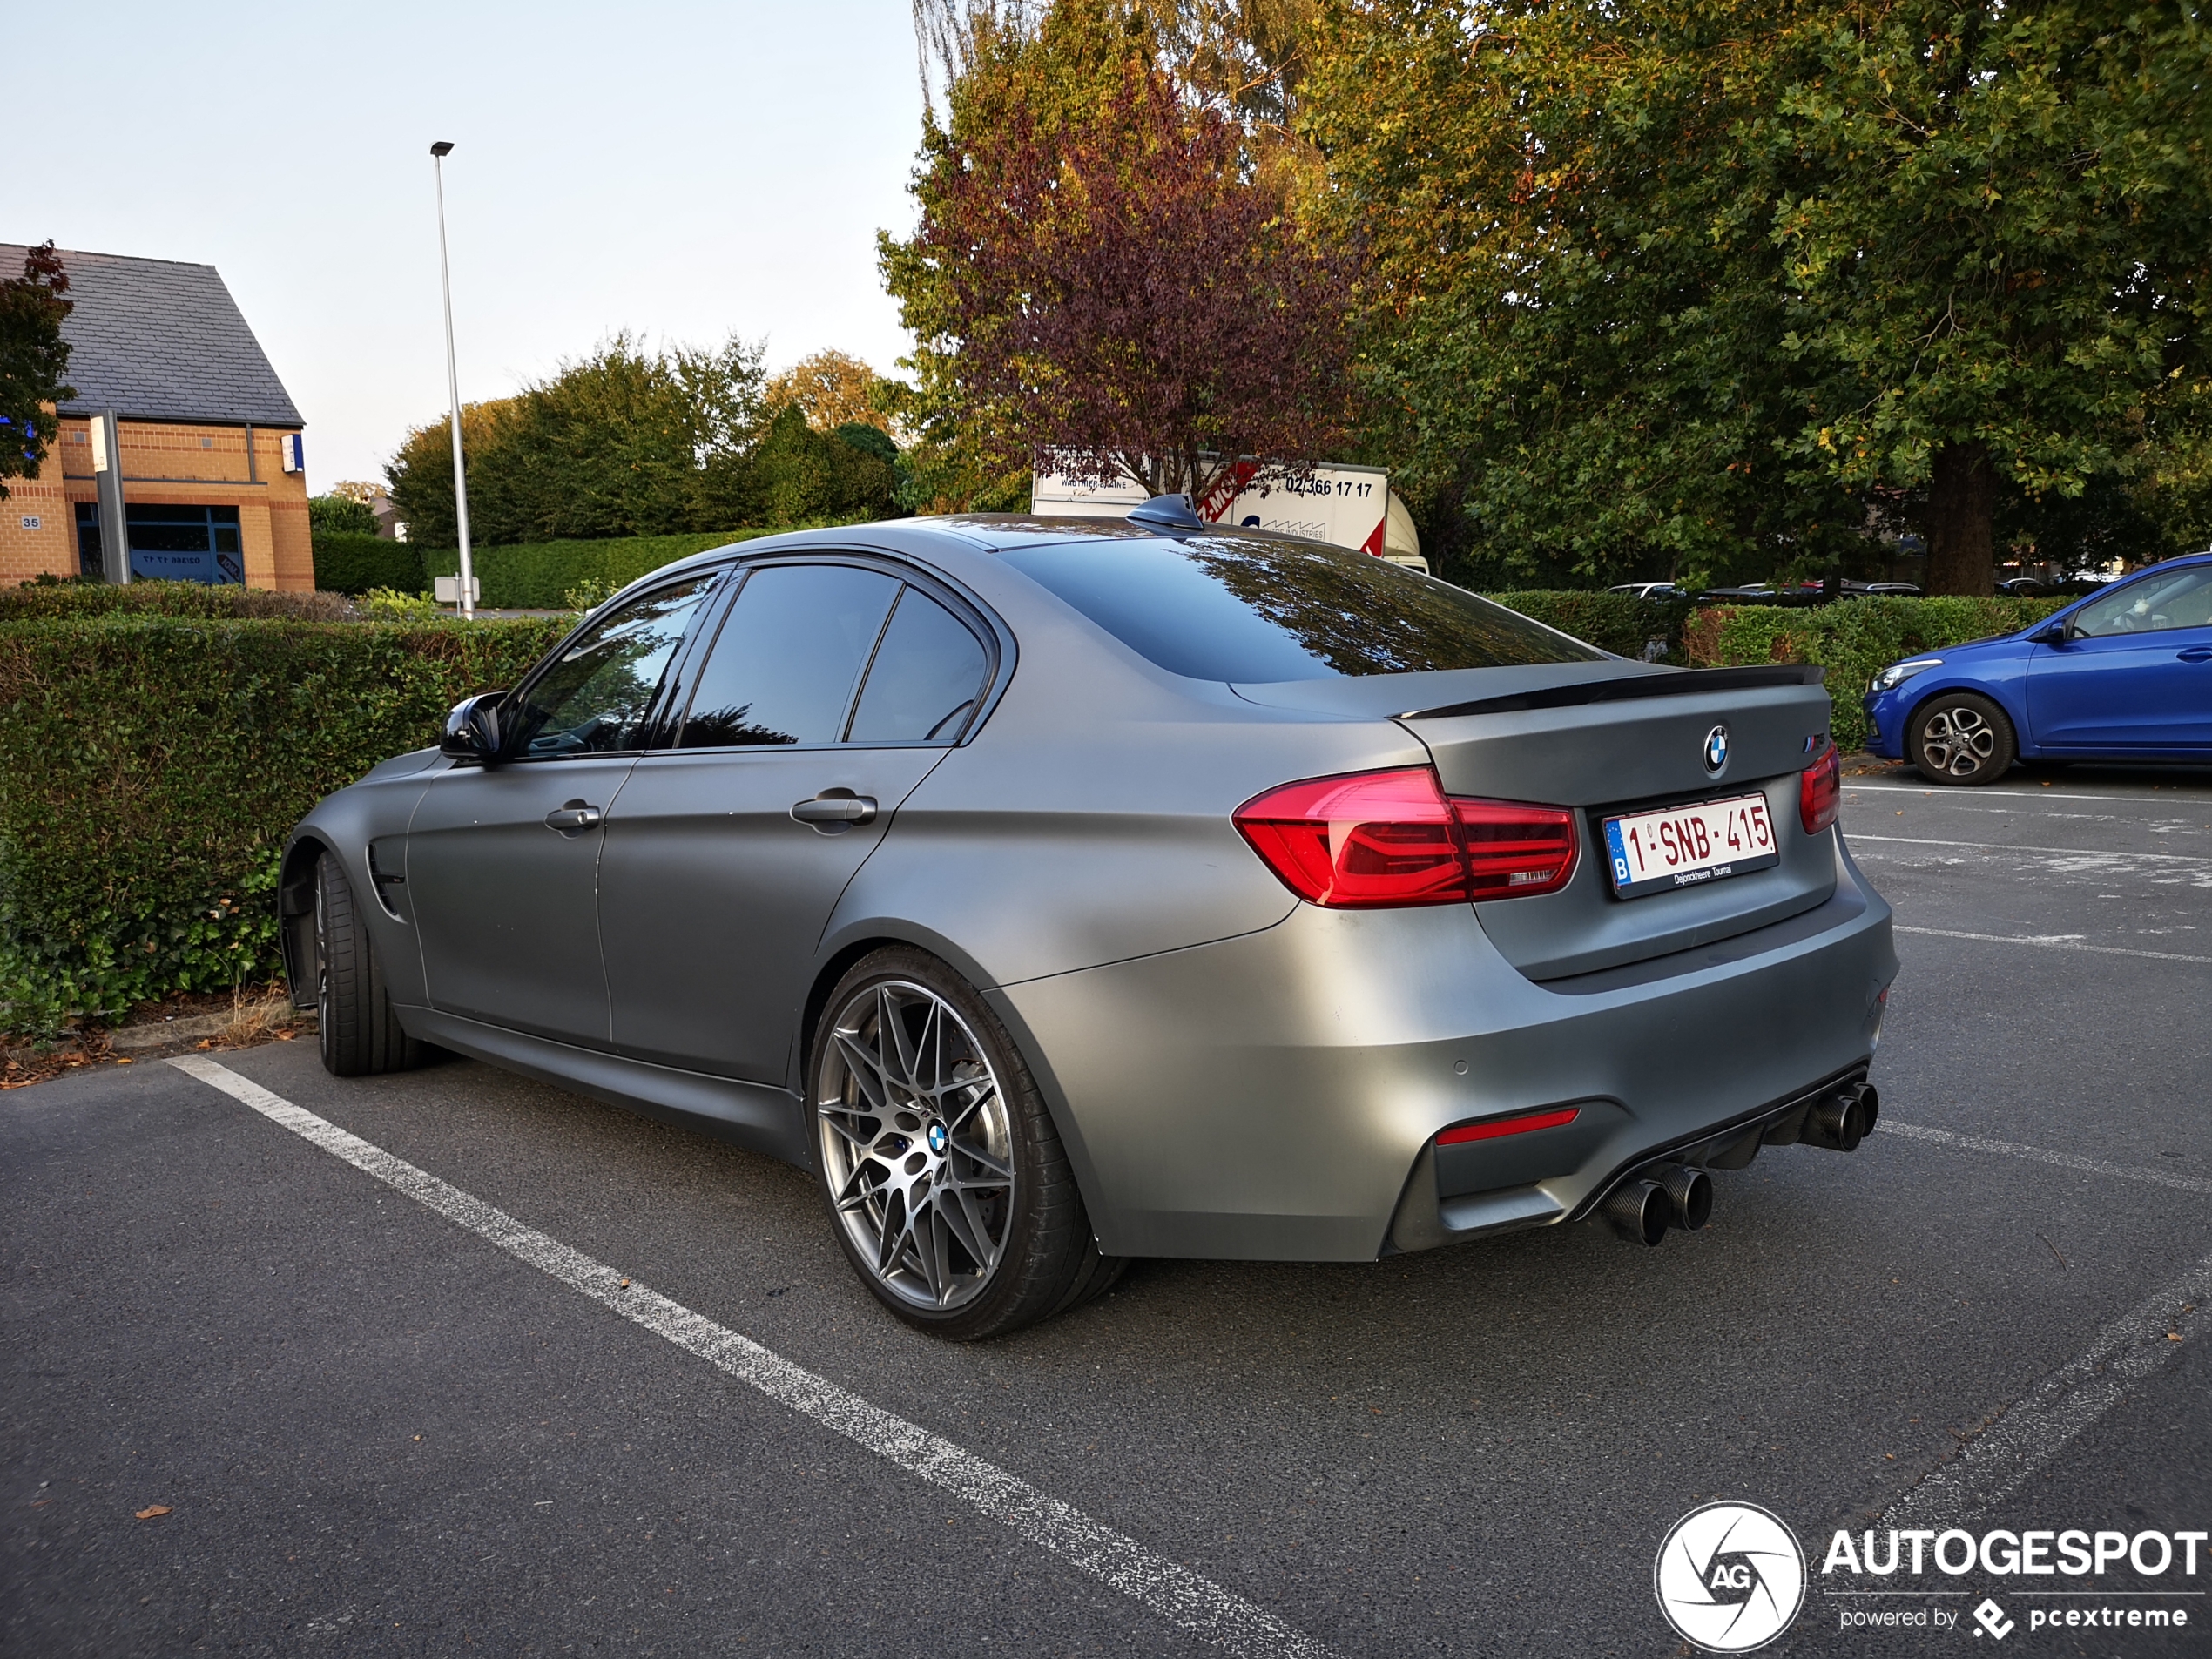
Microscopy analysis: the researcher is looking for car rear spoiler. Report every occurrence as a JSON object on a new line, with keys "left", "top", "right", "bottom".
{"left": 1399, "top": 664, "right": 1826, "bottom": 722}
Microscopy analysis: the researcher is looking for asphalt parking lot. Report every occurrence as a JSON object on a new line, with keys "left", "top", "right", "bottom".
{"left": 6, "top": 765, "right": 2209, "bottom": 1657}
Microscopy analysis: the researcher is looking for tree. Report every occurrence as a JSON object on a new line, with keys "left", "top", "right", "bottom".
{"left": 385, "top": 334, "right": 765, "bottom": 545}
{"left": 307, "top": 495, "right": 380, "bottom": 537}
{"left": 0, "top": 243, "right": 75, "bottom": 502}
{"left": 900, "top": 32, "right": 1356, "bottom": 502}
{"left": 1305, "top": 0, "right": 2211, "bottom": 592}
{"left": 1769, "top": 1, "right": 2212, "bottom": 593}
{"left": 764, "top": 349, "right": 896, "bottom": 434}
{"left": 886, "top": 0, "right": 1350, "bottom": 509}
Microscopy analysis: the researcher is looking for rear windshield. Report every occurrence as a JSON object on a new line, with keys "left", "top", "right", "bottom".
{"left": 996, "top": 534, "right": 1605, "bottom": 681}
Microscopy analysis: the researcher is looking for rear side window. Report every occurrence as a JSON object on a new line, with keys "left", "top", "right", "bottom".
{"left": 678, "top": 563, "right": 900, "bottom": 747}
{"left": 847, "top": 589, "right": 990, "bottom": 744}
{"left": 996, "top": 534, "right": 1604, "bottom": 681}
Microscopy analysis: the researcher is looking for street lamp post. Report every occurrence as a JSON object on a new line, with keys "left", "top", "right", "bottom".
{"left": 429, "top": 140, "right": 476, "bottom": 618}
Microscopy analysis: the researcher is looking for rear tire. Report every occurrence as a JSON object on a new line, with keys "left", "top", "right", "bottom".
{"left": 1908, "top": 691, "right": 2016, "bottom": 786}
{"left": 314, "top": 851, "right": 423, "bottom": 1076}
{"left": 809, "top": 947, "right": 1119, "bottom": 1340}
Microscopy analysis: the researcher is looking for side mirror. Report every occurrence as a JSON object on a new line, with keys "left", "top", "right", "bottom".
{"left": 440, "top": 691, "right": 507, "bottom": 762}
{"left": 2028, "top": 621, "right": 2069, "bottom": 646}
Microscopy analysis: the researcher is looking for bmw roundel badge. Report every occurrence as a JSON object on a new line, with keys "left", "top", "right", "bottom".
{"left": 1703, "top": 725, "right": 1730, "bottom": 776}
{"left": 927, "top": 1122, "right": 948, "bottom": 1154}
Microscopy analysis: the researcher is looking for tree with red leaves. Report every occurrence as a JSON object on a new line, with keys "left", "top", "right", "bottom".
{"left": 0, "top": 241, "right": 77, "bottom": 501}
{"left": 905, "top": 56, "right": 1355, "bottom": 505}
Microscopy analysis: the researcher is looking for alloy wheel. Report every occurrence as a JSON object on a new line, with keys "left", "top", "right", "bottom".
{"left": 1918, "top": 703, "right": 1997, "bottom": 779}
{"left": 815, "top": 980, "right": 1015, "bottom": 1312}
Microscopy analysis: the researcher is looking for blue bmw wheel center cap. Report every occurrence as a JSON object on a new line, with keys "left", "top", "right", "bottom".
{"left": 927, "top": 1122, "right": 948, "bottom": 1154}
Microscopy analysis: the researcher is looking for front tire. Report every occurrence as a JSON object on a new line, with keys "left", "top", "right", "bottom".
{"left": 314, "top": 851, "right": 423, "bottom": 1076}
{"left": 810, "top": 948, "right": 1123, "bottom": 1339}
{"left": 1908, "top": 691, "right": 2017, "bottom": 786}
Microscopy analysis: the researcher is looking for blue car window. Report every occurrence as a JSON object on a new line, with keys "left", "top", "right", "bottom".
{"left": 998, "top": 534, "right": 1603, "bottom": 681}
{"left": 678, "top": 563, "right": 900, "bottom": 747}
{"left": 2071, "top": 568, "right": 2212, "bottom": 637}
{"left": 507, "top": 577, "right": 715, "bottom": 759}
{"left": 846, "top": 588, "right": 990, "bottom": 744}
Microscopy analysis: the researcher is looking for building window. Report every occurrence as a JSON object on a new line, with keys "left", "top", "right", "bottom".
{"left": 76, "top": 503, "right": 246, "bottom": 584}
{"left": 75, "top": 502, "right": 102, "bottom": 577}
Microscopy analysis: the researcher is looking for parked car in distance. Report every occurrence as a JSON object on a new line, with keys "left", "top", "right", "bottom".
{"left": 1607, "top": 582, "right": 1680, "bottom": 599}
{"left": 285, "top": 501, "right": 1896, "bottom": 1338}
{"left": 1863, "top": 583, "right": 1924, "bottom": 596}
{"left": 1865, "top": 551, "right": 2212, "bottom": 783}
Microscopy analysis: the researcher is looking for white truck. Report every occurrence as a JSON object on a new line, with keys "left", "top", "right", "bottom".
{"left": 1031, "top": 460, "right": 1426, "bottom": 573}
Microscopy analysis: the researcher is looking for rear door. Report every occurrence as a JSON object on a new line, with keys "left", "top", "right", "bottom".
{"left": 597, "top": 559, "right": 996, "bottom": 1082}
{"left": 405, "top": 575, "right": 718, "bottom": 1043}
{"left": 2027, "top": 566, "right": 2212, "bottom": 753}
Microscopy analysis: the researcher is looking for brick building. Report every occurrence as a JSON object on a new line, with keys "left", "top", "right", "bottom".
{"left": 0, "top": 246, "right": 311, "bottom": 590}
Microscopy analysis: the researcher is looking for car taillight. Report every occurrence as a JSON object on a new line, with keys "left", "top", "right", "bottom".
{"left": 1453, "top": 798, "right": 1578, "bottom": 898}
{"left": 1799, "top": 741, "right": 1840, "bottom": 834}
{"left": 1435, "top": 1107, "right": 1581, "bottom": 1146}
{"left": 1232, "top": 767, "right": 1579, "bottom": 907}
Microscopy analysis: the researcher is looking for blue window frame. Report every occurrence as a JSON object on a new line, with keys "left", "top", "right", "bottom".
{"left": 74, "top": 502, "right": 246, "bottom": 584}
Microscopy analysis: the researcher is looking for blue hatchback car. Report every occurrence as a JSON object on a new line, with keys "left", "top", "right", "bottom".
{"left": 1864, "top": 551, "right": 2212, "bottom": 784}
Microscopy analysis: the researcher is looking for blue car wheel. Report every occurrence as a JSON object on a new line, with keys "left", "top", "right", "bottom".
{"left": 1907, "top": 690, "right": 2018, "bottom": 785}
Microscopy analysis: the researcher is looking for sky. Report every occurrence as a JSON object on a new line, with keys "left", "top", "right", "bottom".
{"left": 10, "top": 1, "right": 928, "bottom": 492}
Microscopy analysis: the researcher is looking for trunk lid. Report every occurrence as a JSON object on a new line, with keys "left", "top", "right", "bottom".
{"left": 1234, "top": 664, "right": 1839, "bottom": 981}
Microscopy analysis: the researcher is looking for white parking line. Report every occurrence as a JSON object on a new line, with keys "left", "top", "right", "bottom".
{"left": 1851, "top": 833, "right": 2212, "bottom": 864}
{"left": 1892, "top": 926, "right": 2212, "bottom": 967}
{"left": 1882, "top": 1121, "right": 2212, "bottom": 1198}
{"left": 1847, "top": 783, "right": 2212, "bottom": 807}
{"left": 166, "top": 1054, "right": 1332, "bottom": 1659}
{"left": 1880, "top": 1244, "right": 2212, "bottom": 1526}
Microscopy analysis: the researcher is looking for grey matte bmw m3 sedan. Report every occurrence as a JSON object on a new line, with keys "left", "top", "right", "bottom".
{"left": 283, "top": 498, "right": 1897, "bottom": 1338}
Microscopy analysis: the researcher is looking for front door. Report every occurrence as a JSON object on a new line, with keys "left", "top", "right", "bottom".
{"left": 600, "top": 561, "right": 995, "bottom": 1082}
{"left": 2027, "top": 565, "right": 2212, "bottom": 753}
{"left": 407, "top": 575, "right": 718, "bottom": 1043}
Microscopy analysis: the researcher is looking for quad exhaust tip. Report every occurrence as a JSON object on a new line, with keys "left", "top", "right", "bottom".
{"left": 1602, "top": 1164, "right": 1712, "bottom": 1246}
{"left": 1806, "top": 1082, "right": 1880, "bottom": 1152}
{"left": 1600, "top": 1079, "right": 1877, "bottom": 1245}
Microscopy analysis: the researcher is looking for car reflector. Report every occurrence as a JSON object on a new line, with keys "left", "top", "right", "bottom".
{"left": 1233, "top": 768, "right": 1579, "bottom": 908}
{"left": 1436, "top": 1107, "right": 1581, "bottom": 1145}
{"left": 1799, "top": 740, "right": 1841, "bottom": 834}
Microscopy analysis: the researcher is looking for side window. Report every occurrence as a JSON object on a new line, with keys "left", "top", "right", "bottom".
{"left": 678, "top": 563, "right": 900, "bottom": 748}
{"left": 2072, "top": 568, "right": 2212, "bottom": 637}
{"left": 505, "top": 577, "right": 713, "bottom": 759}
{"left": 847, "top": 587, "right": 991, "bottom": 745}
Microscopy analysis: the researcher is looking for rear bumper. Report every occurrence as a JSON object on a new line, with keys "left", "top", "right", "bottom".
{"left": 991, "top": 838, "right": 1896, "bottom": 1262}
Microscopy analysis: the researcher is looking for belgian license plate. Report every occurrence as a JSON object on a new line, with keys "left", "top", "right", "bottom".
{"left": 1603, "top": 792, "right": 1778, "bottom": 899}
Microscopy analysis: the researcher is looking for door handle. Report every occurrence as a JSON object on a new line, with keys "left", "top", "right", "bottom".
{"left": 2179, "top": 646, "right": 2212, "bottom": 663}
{"left": 543, "top": 800, "right": 604, "bottom": 833}
{"left": 791, "top": 792, "right": 878, "bottom": 826}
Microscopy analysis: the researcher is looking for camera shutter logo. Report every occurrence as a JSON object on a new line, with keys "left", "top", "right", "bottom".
{"left": 1653, "top": 1501, "right": 1805, "bottom": 1653}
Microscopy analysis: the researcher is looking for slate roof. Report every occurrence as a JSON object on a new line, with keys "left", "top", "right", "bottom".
{"left": 1, "top": 245, "right": 303, "bottom": 427}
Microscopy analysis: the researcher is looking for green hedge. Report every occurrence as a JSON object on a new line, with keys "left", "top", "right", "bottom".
{"left": 312, "top": 531, "right": 427, "bottom": 596}
{"left": 1686, "top": 597, "right": 2070, "bottom": 750}
{"left": 0, "top": 580, "right": 358, "bottom": 621}
{"left": 416, "top": 528, "right": 794, "bottom": 609}
{"left": 0, "top": 614, "right": 566, "bottom": 1035}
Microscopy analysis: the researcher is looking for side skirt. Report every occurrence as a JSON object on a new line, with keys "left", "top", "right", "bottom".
{"left": 400, "top": 1007, "right": 814, "bottom": 1170}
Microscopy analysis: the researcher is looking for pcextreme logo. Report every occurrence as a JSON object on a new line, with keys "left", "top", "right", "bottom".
{"left": 1655, "top": 1502, "right": 1808, "bottom": 1653}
